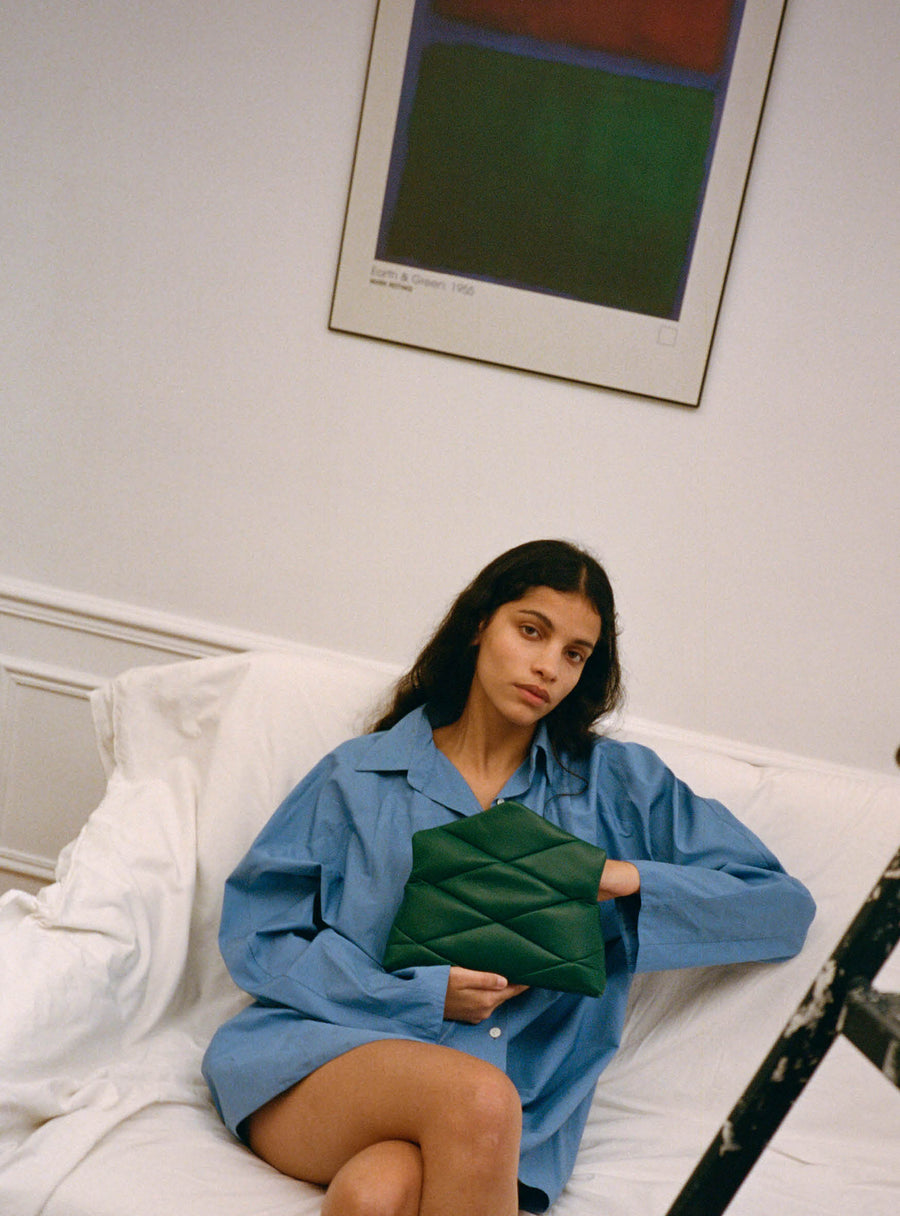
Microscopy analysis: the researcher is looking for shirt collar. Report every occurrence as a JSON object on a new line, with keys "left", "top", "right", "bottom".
{"left": 353, "top": 704, "right": 434, "bottom": 773}
{"left": 354, "top": 704, "right": 563, "bottom": 789}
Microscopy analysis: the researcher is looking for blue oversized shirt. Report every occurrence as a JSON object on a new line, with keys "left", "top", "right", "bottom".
{"left": 202, "top": 707, "right": 815, "bottom": 1212}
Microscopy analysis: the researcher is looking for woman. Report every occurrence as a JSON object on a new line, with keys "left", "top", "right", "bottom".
{"left": 202, "top": 540, "right": 815, "bottom": 1216}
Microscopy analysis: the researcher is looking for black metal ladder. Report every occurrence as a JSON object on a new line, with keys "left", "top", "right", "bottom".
{"left": 664, "top": 842, "right": 900, "bottom": 1216}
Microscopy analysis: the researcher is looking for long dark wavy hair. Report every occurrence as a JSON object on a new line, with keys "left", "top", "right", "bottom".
{"left": 369, "top": 539, "right": 623, "bottom": 758}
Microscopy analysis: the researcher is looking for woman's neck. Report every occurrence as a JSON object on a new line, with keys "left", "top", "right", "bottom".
{"left": 432, "top": 699, "right": 535, "bottom": 810}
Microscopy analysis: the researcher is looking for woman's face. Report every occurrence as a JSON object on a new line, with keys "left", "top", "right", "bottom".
{"left": 470, "top": 586, "right": 602, "bottom": 730}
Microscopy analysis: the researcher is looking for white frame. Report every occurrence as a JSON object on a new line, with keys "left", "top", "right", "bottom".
{"left": 330, "top": 0, "right": 787, "bottom": 407}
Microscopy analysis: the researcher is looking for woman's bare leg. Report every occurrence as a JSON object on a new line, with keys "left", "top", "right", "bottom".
{"left": 321, "top": 1140, "right": 422, "bottom": 1216}
{"left": 247, "top": 1039, "right": 522, "bottom": 1216}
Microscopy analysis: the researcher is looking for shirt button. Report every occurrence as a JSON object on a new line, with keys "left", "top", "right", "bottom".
{"left": 489, "top": 1026, "right": 502, "bottom": 1039}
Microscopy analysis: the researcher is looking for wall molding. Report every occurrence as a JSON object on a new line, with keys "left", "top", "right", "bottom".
{"left": 0, "top": 654, "right": 103, "bottom": 698}
{"left": 0, "top": 655, "right": 107, "bottom": 888}
{"left": 0, "top": 577, "right": 305, "bottom": 892}
{"left": 0, "top": 845, "right": 55, "bottom": 885}
{"left": 0, "top": 575, "right": 302, "bottom": 660}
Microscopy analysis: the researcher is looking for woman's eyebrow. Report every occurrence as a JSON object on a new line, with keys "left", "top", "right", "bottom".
{"left": 519, "top": 609, "right": 597, "bottom": 652}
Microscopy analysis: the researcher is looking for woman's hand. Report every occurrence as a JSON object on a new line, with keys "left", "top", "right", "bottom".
{"left": 443, "top": 967, "right": 529, "bottom": 1023}
{"left": 441, "top": 864, "right": 638, "bottom": 1022}
{"left": 597, "top": 859, "right": 641, "bottom": 901}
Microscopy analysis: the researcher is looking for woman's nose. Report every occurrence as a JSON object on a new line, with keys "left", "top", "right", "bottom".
{"left": 533, "top": 647, "right": 560, "bottom": 681}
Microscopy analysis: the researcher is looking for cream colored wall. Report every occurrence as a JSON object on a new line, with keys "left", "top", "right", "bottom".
{"left": 2, "top": 0, "right": 898, "bottom": 803}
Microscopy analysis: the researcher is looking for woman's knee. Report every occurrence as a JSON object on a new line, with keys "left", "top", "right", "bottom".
{"left": 442, "top": 1059, "right": 522, "bottom": 1157}
{"left": 322, "top": 1140, "right": 422, "bottom": 1216}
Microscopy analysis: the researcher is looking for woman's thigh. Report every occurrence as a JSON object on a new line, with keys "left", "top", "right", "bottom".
{"left": 246, "top": 1038, "right": 521, "bottom": 1185}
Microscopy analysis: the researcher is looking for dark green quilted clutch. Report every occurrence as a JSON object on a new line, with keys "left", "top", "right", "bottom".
{"left": 383, "top": 799, "right": 607, "bottom": 997}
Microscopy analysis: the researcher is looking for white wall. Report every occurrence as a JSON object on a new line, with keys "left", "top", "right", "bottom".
{"left": 2, "top": 0, "right": 898, "bottom": 777}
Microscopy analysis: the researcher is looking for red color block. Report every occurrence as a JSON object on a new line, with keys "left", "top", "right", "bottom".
{"left": 434, "top": 0, "right": 735, "bottom": 75}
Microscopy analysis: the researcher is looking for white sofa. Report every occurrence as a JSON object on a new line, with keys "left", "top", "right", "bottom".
{"left": 0, "top": 649, "right": 898, "bottom": 1216}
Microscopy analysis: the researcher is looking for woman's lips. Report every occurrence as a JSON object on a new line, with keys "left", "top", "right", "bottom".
{"left": 516, "top": 684, "right": 550, "bottom": 706}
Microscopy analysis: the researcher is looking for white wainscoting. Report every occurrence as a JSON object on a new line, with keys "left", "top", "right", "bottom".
{"left": 0, "top": 577, "right": 301, "bottom": 896}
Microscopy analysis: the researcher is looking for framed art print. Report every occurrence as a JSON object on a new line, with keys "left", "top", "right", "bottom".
{"left": 330, "top": 1, "right": 788, "bottom": 406}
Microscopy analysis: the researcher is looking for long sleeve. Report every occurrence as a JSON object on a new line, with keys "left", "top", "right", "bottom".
{"left": 598, "top": 742, "right": 816, "bottom": 972}
{"left": 217, "top": 755, "right": 447, "bottom": 1040}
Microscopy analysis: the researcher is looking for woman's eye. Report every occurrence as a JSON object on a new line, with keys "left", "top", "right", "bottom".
{"left": 520, "top": 623, "right": 540, "bottom": 638}
{"left": 567, "top": 650, "right": 585, "bottom": 664}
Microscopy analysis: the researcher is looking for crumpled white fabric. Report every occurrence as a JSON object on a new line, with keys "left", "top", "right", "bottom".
{"left": 0, "top": 650, "right": 393, "bottom": 1215}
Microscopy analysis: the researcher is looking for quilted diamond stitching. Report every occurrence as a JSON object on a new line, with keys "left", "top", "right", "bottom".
{"left": 384, "top": 800, "right": 607, "bottom": 994}
{"left": 400, "top": 881, "right": 602, "bottom": 963}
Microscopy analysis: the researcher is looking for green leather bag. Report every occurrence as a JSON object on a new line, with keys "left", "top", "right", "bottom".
{"left": 383, "top": 799, "right": 607, "bottom": 997}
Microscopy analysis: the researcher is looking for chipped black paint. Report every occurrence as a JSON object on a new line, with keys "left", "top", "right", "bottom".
{"left": 664, "top": 843, "right": 900, "bottom": 1216}
{"left": 844, "top": 981, "right": 900, "bottom": 1085}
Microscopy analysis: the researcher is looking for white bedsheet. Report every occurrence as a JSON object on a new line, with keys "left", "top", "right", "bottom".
{"left": 0, "top": 650, "right": 897, "bottom": 1216}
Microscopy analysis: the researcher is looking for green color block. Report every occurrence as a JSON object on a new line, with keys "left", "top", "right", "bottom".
{"left": 382, "top": 44, "right": 716, "bottom": 318}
